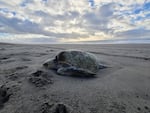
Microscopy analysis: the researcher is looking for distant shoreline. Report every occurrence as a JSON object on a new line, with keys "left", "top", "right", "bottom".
{"left": 0, "top": 42, "right": 150, "bottom": 45}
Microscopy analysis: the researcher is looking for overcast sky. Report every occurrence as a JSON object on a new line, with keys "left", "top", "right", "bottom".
{"left": 0, "top": 0, "right": 150, "bottom": 43}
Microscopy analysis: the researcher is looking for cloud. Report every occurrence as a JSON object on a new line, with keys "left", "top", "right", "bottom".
{"left": 0, "top": 14, "right": 41, "bottom": 34}
{"left": 0, "top": 33, "right": 59, "bottom": 44}
{"left": 116, "top": 28, "right": 150, "bottom": 39}
{"left": 0, "top": 0, "right": 150, "bottom": 43}
{"left": 83, "top": 3, "right": 115, "bottom": 32}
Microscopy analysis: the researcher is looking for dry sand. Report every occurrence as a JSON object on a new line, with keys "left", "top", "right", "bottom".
{"left": 0, "top": 43, "right": 150, "bottom": 113}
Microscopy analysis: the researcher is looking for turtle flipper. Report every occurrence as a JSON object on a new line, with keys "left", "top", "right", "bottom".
{"left": 99, "top": 64, "right": 107, "bottom": 69}
{"left": 57, "top": 66, "right": 96, "bottom": 77}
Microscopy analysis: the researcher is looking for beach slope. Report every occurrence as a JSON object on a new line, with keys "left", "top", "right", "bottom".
{"left": 0, "top": 43, "right": 150, "bottom": 113}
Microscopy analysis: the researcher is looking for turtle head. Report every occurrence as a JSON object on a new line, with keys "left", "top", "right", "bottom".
{"left": 43, "top": 58, "right": 57, "bottom": 70}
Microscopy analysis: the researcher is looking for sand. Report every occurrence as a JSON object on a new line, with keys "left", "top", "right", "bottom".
{"left": 0, "top": 43, "right": 150, "bottom": 113}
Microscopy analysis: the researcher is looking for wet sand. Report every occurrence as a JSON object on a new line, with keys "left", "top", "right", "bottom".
{"left": 0, "top": 43, "right": 150, "bottom": 113}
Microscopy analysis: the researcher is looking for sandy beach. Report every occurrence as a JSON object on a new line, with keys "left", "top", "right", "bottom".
{"left": 0, "top": 43, "right": 150, "bottom": 113}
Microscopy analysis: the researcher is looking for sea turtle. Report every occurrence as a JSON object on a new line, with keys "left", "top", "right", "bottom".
{"left": 43, "top": 50, "right": 106, "bottom": 77}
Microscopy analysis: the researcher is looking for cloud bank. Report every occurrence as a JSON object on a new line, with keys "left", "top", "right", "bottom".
{"left": 0, "top": 0, "right": 150, "bottom": 43}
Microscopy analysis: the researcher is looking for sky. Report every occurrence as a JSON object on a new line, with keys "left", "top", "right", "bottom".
{"left": 0, "top": 0, "right": 150, "bottom": 44}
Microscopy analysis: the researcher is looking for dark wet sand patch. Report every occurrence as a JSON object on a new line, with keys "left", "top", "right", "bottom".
{"left": 0, "top": 86, "right": 11, "bottom": 110}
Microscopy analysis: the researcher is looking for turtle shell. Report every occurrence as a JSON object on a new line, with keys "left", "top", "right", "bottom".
{"left": 55, "top": 50, "right": 100, "bottom": 73}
